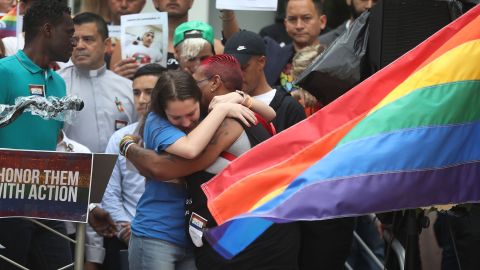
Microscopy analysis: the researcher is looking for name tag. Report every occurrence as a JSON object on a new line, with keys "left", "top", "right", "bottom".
{"left": 29, "top": 84, "right": 45, "bottom": 96}
{"left": 189, "top": 212, "right": 207, "bottom": 247}
{"left": 115, "top": 120, "right": 128, "bottom": 130}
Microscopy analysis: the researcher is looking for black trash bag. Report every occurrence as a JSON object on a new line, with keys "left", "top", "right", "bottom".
{"left": 294, "top": 11, "right": 369, "bottom": 106}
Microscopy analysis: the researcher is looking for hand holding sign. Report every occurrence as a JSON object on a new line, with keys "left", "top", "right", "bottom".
{"left": 216, "top": 0, "right": 278, "bottom": 11}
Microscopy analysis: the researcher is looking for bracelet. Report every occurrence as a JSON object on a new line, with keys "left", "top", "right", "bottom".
{"left": 245, "top": 95, "right": 253, "bottom": 109}
{"left": 236, "top": 90, "right": 247, "bottom": 105}
{"left": 119, "top": 135, "right": 137, "bottom": 155}
{"left": 120, "top": 135, "right": 137, "bottom": 145}
{"left": 120, "top": 139, "right": 136, "bottom": 156}
{"left": 124, "top": 141, "right": 135, "bottom": 159}
{"left": 121, "top": 141, "right": 135, "bottom": 157}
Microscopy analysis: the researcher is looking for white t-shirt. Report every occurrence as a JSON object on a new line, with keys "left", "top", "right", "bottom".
{"left": 253, "top": 88, "right": 277, "bottom": 105}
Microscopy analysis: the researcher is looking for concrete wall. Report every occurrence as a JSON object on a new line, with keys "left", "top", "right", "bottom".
{"left": 208, "top": 5, "right": 276, "bottom": 39}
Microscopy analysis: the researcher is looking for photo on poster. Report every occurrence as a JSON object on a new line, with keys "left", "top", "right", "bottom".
{"left": 106, "top": 25, "right": 120, "bottom": 60}
{"left": 121, "top": 12, "right": 168, "bottom": 67}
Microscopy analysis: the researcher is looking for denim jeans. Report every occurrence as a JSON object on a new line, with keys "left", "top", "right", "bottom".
{"left": 129, "top": 233, "right": 197, "bottom": 270}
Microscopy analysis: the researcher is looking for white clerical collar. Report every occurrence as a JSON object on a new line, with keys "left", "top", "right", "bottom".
{"left": 77, "top": 64, "right": 107, "bottom": 77}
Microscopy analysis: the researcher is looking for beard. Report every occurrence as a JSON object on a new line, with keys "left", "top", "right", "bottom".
{"left": 349, "top": 4, "right": 363, "bottom": 19}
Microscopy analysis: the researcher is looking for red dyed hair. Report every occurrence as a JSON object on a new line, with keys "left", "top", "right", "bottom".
{"left": 199, "top": 54, "right": 243, "bottom": 91}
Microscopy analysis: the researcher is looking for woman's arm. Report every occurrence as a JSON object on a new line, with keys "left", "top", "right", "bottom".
{"left": 165, "top": 103, "right": 255, "bottom": 159}
{"left": 209, "top": 91, "right": 276, "bottom": 121}
{"left": 127, "top": 118, "right": 244, "bottom": 180}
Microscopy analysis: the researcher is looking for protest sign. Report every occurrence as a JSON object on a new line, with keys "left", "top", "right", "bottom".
{"left": 0, "top": 150, "right": 116, "bottom": 222}
{"left": 121, "top": 12, "right": 168, "bottom": 67}
{"left": 216, "top": 0, "right": 277, "bottom": 11}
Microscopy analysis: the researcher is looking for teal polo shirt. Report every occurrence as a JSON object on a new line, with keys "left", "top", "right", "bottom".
{"left": 0, "top": 50, "right": 66, "bottom": 150}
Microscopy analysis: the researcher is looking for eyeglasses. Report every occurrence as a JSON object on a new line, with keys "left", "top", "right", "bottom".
{"left": 195, "top": 76, "right": 212, "bottom": 85}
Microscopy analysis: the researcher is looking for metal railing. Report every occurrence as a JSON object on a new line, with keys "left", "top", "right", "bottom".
{"left": 344, "top": 215, "right": 406, "bottom": 270}
{"left": 2, "top": 216, "right": 407, "bottom": 270}
{"left": 0, "top": 218, "right": 86, "bottom": 270}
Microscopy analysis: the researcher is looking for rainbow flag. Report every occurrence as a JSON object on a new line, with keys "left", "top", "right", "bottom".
{"left": 0, "top": 6, "right": 17, "bottom": 39}
{"left": 202, "top": 5, "right": 480, "bottom": 259}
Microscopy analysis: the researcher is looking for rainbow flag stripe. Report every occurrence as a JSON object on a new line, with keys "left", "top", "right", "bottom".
{"left": 202, "top": 5, "right": 480, "bottom": 259}
{"left": 0, "top": 7, "right": 17, "bottom": 39}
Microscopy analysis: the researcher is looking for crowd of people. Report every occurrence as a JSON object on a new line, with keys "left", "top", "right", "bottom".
{"left": 1, "top": 0, "right": 478, "bottom": 270}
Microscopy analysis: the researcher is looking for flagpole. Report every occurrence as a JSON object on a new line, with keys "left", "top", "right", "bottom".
{"left": 15, "top": 1, "right": 20, "bottom": 49}
{"left": 68, "top": 0, "right": 75, "bottom": 13}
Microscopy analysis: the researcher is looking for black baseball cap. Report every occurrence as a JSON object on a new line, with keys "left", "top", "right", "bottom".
{"left": 224, "top": 30, "right": 266, "bottom": 66}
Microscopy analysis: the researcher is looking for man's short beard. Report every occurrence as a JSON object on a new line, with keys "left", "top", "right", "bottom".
{"left": 168, "top": 11, "right": 188, "bottom": 19}
{"left": 349, "top": 4, "right": 362, "bottom": 19}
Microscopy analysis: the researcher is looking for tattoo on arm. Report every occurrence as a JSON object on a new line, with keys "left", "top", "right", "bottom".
{"left": 166, "top": 153, "right": 176, "bottom": 162}
{"left": 209, "top": 120, "right": 229, "bottom": 145}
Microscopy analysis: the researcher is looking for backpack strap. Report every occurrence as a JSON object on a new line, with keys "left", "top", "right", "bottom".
{"left": 220, "top": 151, "right": 237, "bottom": 161}
{"left": 254, "top": 112, "right": 276, "bottom": 136}
{"left": 220, "top": 113, "right": 275, "bottom": 161}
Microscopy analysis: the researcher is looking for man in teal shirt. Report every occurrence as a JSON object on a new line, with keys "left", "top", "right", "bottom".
{"left": 0, "top": 1, "right": 77, "bottom": 269}
{"left": 0, "top": 3, "right": 74, "bottom": 151}
{"left": 0, "top": 2, "right": 74, "bottom": 150}
{"left": 0, "top": 50, "right": 67, "bottom": 150}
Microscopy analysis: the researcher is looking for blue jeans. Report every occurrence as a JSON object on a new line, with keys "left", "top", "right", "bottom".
{"left": 129, "top": 234, "right": 197, "bottom": 270}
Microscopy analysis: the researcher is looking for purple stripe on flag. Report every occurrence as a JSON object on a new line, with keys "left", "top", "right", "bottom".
{"left": 0, "top": 29, "right": 15, "bottom": 38}
{"left": 239, "top": 161, "right": 480, "bottom": 221}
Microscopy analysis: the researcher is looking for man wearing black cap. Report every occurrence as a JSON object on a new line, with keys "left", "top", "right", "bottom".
{"left": 224, "top": 30, "right": 306, "bottom": 133}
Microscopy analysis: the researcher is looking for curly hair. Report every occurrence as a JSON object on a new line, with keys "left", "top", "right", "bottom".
{"left": 23, "top": 0, "right": 71, "bottom": 43}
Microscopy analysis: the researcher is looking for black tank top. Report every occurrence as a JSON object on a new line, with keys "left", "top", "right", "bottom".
{"left": 185, "top": 123, "right": 301, "bottom": 270}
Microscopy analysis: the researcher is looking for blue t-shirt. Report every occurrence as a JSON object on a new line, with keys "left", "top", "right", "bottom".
{"left": 131, "top": 112, "right": 189, "bottom": 247}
